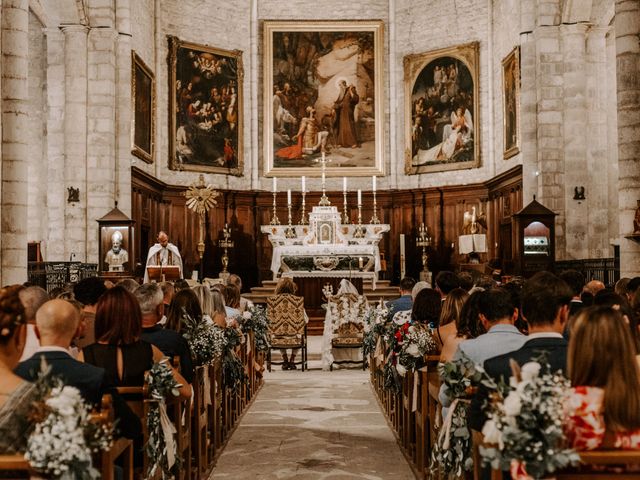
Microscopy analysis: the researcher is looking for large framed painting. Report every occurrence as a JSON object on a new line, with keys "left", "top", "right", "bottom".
{"left": 168, "top": 36, "right": 244, "bottom": 175}
{"left": 502, "top": 46, "right": 520, "bottom": 159}
{"left": 404, "top": 42, "right": 480, "bottom": 175}
{"left": 263, "top": 20, "right": 384, "bottom": 177}
{"left": 131, "top": 52, "right": 155, "bottom": 163}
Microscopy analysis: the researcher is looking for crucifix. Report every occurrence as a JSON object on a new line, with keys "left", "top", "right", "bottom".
{"left": 314, "top": 152, "right": 331, "bottom": 206}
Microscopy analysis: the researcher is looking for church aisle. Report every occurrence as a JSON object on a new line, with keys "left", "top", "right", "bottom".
{"left": 211, "top": 369, "right": 416, "bottom": 479}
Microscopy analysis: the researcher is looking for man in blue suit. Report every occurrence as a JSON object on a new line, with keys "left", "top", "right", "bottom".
{"left": 15, "top": 299, "right": 141, "bottom": 441}
{"left": 386, "top": 276, "right": 416, "bottom": 320}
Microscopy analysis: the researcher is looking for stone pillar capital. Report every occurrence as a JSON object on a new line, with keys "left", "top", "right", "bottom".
{"left": 60, "top": 24, "right": 89, "bottom": 35}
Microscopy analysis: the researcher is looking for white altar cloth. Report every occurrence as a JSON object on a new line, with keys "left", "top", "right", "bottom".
{"left": 270, "top": 244, "right": 380, "bottom": 277}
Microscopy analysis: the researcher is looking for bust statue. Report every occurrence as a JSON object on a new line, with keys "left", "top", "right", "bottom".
{"left": 105, "top": 230, "right": 129, "bottom": 272}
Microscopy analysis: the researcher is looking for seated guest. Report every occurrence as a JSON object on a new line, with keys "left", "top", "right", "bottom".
{"left": 452, "top": 288, "right": 525, "bottom": 365}
{"left": 166, "top": 287, "right": 205, "bottom": 333}
{"left": 434, "top": 288, "right": 468, "bottom": 350}
{"left": 227, "top": 274, "right": 253, "bottom": 312}
{"left": 387, "top": 276, "right": 416, "bottom": 319}
{"left": 160, "top": 281, "right": 175, "bottom": 314}
{"left": 80, "top": 286, "right": 191, "bottom": 399}
{"left": 117, "top": 278, "right": 139, "bottom": 293}
{"left": 435, "top": 271, "right": 460, "bottom": 301}
{"left": 18, "top": 285, "right": 49, "bottom": 361}
{"left": 135, "top": 283, "right": 194, "bottom": 383}
{"left": 584, "top": 279, "right": 606, "bottom": 297}
{"left": 223, "top": 284, "right": 242, "bottom": 319}
{"left": 210, "top": 289, "right": 227, "bottom": 328}
{"left": 566, "top": 306, "right": 640, "bottom": 449}
{"left": 14, "top": 299, "right": 142, "bottom": 441}
{"left": 73, "top": 276, "right": 107, "bottom": 349}
{"left": 0, "top": 285, "right": 40, "bottom": 454}
{"left": 410, "top": 288, "right": 441, "bottom": 327}
{"left": 457, "top": 271, "right": 474, "bottom": 292}
{"left": 470, "top": 272, "right": 572, "bottom": 431}
{"left": 174, "top": 279, "right": 190, "bottom": 292}
{"left": 440, "top": 290, "right": 485, "bottom": 363}
{"left": 615, "top": 277, "right": 631, "bottom": 298}
{"left": 192, "top": 284, "right": 215, "bottom": 324}
{"left": 559, "top": 269, "right": 586, "bottom": 319}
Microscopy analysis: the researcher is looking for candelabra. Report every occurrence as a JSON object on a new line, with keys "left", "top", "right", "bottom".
{"left": 270, "top": 191, "right": 280, "bottom": 225}
{"left": 416, "top": 222, "right": 432, "bottom": 274}
{"left": 353, "top": 203, "right": 365, "bottom": 238}
{"left": 219, "top": 223, "right": 235, "bottom": 277}
{"left": 299, "top": 191, "right": 308, "bottom": 225}
{"left": 315, "top": 153, "right": 331, "bottom": 206}
{"left": 370, "top": 190, "right": 380, "bottom": 224}
{"left": 342, "top": 191, "right": 350, "bottom": 224}
{"left": 285, "top": 203, "right": 296, "bottom": 238}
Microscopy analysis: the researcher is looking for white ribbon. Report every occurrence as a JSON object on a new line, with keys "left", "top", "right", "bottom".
{"left": 374, "top": 336, "right": 385, "bottom": 365}
{"left": 158, "top": 399, "right": 178, "bottom": 469}
{"left": 411, "top": 366, "right": 429, "bottom": 412}
{"left": 437, "top": 398, "right": 470, "bottom": 450}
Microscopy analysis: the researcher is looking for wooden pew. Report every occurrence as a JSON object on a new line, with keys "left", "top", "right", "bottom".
{"left": 191, "top": 365, "right": 209, "bottom": 479}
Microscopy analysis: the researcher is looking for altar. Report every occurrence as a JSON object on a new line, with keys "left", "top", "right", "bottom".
{"left": 261, "top": 205, "right": 390, "bottom": 287}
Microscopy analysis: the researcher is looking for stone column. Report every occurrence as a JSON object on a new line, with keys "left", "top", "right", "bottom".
{"left": 615, "top": 0, "right": 640, "bottom": 277}
{"left": 1, "top": 0, "right": 29, "bottom": 285}
{"left": 115, "top": 0, "right": 132, "bottom": 217}
{"left": 44, "top": 27, "right": 65, "bottom": 261}
{"left": 561, "top": 23, "right": 589, "bottom": 260}
{"left": 61, "top": 25, "right": 88, "bottom": 262}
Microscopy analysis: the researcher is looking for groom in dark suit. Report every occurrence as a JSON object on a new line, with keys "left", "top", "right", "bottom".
{"left": 469, "top": 272, "right": 573, "bottom": 432}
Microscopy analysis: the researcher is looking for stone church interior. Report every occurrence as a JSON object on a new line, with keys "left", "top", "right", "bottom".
{"left": 0, "top": 0, "right": 639, "bottom": 478}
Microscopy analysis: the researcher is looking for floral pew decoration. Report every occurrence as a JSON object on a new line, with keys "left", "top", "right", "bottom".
{"left": 239, "top": 305, "right": 271, "bottom": 353}
{"left": 362, "top": 300, "right": 390, "bottom": 363}
{"left": 145, "top": 358, "right": 183, "bottom": 478}
{"left": 479, "top": 359, "right": 580, "bottom": 480}
{"left": 222, "top": 326, "right": 248, "bottom": 392}
{"left": 26, "top": 376, "right": 113, "bottom": 479}
{"left": 430, "top": 353, "right": 489, "bottom": 478}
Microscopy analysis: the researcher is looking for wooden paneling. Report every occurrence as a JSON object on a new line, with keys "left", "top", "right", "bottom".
{"left": 131, "top": 166, "right": 522, "bottom": 289}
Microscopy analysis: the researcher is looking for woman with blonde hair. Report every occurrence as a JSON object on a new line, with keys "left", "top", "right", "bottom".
{"left": 211, "top": 289, "right": 227, "bottom": 328}
{"left": 434, "top": 287, "right": 468, "bottom": 350}
{"left": 192, "top": 284, "right": 214, "bottom": 324}
{"left": 566, "top": 306, "right": 640, "bottom": 449}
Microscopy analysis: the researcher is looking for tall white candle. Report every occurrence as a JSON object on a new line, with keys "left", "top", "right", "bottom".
{"left": 301, "top": 176, "right": 306, "bottom": 193}
{"left": 343, "top": 177, "right": 347, "bottom": 192}
{"left": 322, "top": 171, "right": 325, "bottom": 184}
{"left": 287, "top": 189, "right": 291, "bottom": 205}
{"left": 357, "top": 189, "right": 362, "bottom": 205}
{"left": 372, "top": 175, "right": 377, "bottom": 192}
{"left": 322, "top": 151, "right": 325, "bottom": 161}
{"left": 272, "top": 177, "right": 277, "bottom": 193}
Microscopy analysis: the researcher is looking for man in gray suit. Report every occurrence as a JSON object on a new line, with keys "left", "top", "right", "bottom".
{"left": 452, "top": 288, "right": 526, "bottom": 365}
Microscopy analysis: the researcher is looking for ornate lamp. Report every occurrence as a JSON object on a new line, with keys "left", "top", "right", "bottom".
{"left": 416, "top": 223, "right": 432, "bottom": 277}
{"left": 218, "top": 223, "right": 235, "bottom": 278}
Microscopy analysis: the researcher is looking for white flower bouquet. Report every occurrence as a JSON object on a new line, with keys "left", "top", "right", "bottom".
{"left": 180, "top": 307, "right": 226, "bottom": 365}
{"left": 397, "top": 324, "right": 437, "bottom": 374}
{"left": 25, "top": 384, "right": 113, "bottom": 479}
{"left": 480, "top": 360, "right": 580, "bottom": 479}
{"left": 362, "top": 302, "right": 390, "bottom": 358}
{"left": 239, "top": 305, "right": 270, "bottom": 352}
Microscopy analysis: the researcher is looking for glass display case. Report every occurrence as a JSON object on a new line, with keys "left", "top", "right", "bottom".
{"left": 97, "top": 205, "right": 135, "bottom": 277}
{"left": 513, "top": 198, "right": 556, "bottom": 276}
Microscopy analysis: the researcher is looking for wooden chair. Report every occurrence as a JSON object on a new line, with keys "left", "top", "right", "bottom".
{"left": 327, "top": 293, "right": 367, "bottom": 371}
{"left": 266, "top": 294, "right": 308, "bottom": 371}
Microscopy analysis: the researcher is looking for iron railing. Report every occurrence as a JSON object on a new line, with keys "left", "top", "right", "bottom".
{"left": 555, "top": 257, "right": 619, "bottom": 286}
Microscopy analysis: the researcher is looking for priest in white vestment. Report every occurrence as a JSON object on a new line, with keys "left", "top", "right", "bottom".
{"left": 144, "top": 231, "right": 183, "bottom": 282}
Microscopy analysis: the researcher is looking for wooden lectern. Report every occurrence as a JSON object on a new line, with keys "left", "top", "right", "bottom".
{"left": 146, "top": 265, "right": 181, "bottom": 282}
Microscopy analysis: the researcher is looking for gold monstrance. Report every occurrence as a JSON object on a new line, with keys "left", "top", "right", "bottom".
{"left": 185, "top": 175, "right": 220, "bottom": 262}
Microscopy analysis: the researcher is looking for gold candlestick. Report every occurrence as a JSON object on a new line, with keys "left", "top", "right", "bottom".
{"left": 270, "top": 191, "right": 280, "bottom": 225}
{"left": 353, "top": 203, "right": 365, "bottom": 238}
{"left": 285, "top": 203, "right": 296, "bottom": 238}
{"left": 370, "top": 190, "right": 380, "bottom": 224}
{"left": 342, "top": 191, "right": 350, "bottom": 224}
{"left": 299, "top": 191, "right": 308, "bottom": 225}
{"left": 219, "top": 223, "right": 235, "bottom": 276}
{"left": 416, "top": 222, "right": 432, "bottom": 274}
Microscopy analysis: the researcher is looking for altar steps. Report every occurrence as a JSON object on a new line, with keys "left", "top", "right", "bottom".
{"left": 245, "top": 279, "right": 400, "bottom": 336}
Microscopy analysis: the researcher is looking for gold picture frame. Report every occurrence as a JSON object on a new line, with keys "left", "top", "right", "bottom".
{"left": 263, "top": 20, "right": 385, "bottom": 177}
{"left": 502, "top": 46, "right": 520, "bottom": 159}
{"left": 168, "top": 36, "right": 244, "bottom": 175}
{"left": 404, "top": 42, "right": 480, "bottom": 174}
{"left": 131, "top": 51, "right": 155, "bottom": 163}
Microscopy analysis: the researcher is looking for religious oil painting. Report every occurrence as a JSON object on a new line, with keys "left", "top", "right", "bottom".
{"left": 263, "top": 21, "right": 384, "bottom": 177}
{"left": 502, "top": 46, "right": 520, "bottom": 159}
{"left": 168, "top": 36, "right": 244, "bottom": 175}
{"left": 404, "top": 42, "right": 480, "bottom": 174}
{"left": 131, "top": 52, "right": 155, "bottom": 163}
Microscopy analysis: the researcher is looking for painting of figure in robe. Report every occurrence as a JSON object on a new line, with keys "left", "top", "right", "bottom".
{"left": 264, "top": 21, "right": 384, "bottom": 177}
{"left": 502, "top": 46, "right": 520, "bottom": 159}
{"left": 404, "top": 43, "right": 480, "bottom": 174}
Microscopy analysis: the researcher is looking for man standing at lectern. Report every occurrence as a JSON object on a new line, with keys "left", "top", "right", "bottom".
{"left": 144, "top": 231, "right": 183, "bottom": 282}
